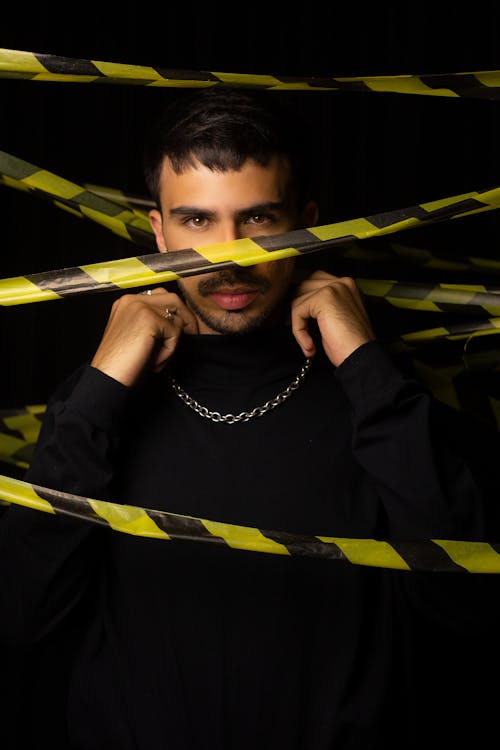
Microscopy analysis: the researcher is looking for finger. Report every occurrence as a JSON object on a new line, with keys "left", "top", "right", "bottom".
{"left": 154, "top": 299, "right": 198, "bottom": 335}
{"left": 295, "top": 273, "right": 350, "bottom": 295}
{"left": 148, "top": 313, "right": 186, "bottom": 372}
{"left": 150, "top": 332, "right": 180, "bottom": 372}
{"left": 139, "top": 287, "right": 166, "bottom": 296}
{"left": 291, "top": 305, "right": 316, "bottom": 357}
{"left": 295, "top": 276, "right": 371, "bottom": 326}
{"left": 138, "top": 289, "right": 199, "bottom": 335}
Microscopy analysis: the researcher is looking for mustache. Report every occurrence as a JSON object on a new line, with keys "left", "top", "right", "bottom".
{"left": 197, "top": 268, "right": 272, "bottom": 296}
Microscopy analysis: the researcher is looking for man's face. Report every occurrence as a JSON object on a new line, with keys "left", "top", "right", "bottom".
{"left": 149, "top": 156, "right": 314, "bottom": 335}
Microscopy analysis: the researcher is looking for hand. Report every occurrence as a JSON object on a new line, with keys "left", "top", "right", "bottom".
{"left": 291, "top": 270, "right": 375, "bottom": 367}
{"left": 90, "top": 287, "right": 199, "bottom": 386}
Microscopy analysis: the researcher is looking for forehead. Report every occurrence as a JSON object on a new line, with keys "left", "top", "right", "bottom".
{"left": 158, "top": 156, "right": 293, "bottom": 209}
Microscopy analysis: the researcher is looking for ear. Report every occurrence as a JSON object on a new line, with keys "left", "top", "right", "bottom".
{"left": 300, "top": 200, "right": 319, "bottom": 229}
{"left": 149, "top": 209, "right": 168, "bottom": 253}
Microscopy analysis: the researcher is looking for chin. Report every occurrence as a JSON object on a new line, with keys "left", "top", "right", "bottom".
{"left": 200, "top": 308, "right": 275, "bottom": 336}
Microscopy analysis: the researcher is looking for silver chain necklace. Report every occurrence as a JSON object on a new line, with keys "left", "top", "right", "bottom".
{"left": 168, "top": 358, "right": 312, "bottom": 424}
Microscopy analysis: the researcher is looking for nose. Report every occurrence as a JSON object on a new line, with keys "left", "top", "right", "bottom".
{"left": 218, "top": 222, "right": 240, "bottom": 243}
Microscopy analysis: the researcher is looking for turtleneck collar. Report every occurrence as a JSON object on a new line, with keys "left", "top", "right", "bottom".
{"left": 165, "top": 324, "right": 306, "bottom": 388}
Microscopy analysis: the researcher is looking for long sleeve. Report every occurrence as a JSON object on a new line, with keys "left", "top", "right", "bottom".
{"left": 336, "top": 342, "right": 500, "bottom": 635}
{"left": 25, "top": 364, "right": 131, "bottom": 498}
{"left": 335, "top": 340, "right": 488, "bottom": 541}
{"left": 0, "top": 365, "right": 130, "bottom": 646}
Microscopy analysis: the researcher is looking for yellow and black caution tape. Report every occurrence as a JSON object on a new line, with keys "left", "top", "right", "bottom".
{"left": 339, "top": 239, "right": 500, "bottom": 276}
{"left": 3, "top": 149, "right": 500, "bottom": 288}
{"left": 357, "top": 279, "right": 500, "bottom": 315}
{"left": 7, "top": 164, "right": 500, "bottom": 280}
{"left": 389, "top": 323, "right": 500, "bottom": 428}
{"left": 392, "top": 318, "right": 500, "bottom": 350}
{"left": 412, "top": 357, "right": 500, "bottom": 430}
{"left": 2, "top": 252, "right": 500, "bottom": 313}
{"left": 12, "top": 149, "right": 500, "bottom": 255}
{"left": 0, "top": 153, "right": 156, "bottom": 249}
{"left": 16, "top": 168, "right": 500, "bottom": 281}
{"left": 413, "top": 358, "right": 478, "bottom": 417}
{"left": 390, "top": 318, "right": 500, "bottom": 349}
{"left": 0, "top": 175, "right": 155, "bottom": 222}
{"left": 82, "top": 183, "right": 153, "bottom": 212}
{"left": 3, "top": 48, "right": 500, "bottom": 99}
{"left": 1, "top": 472, "right": 500, "bottom": 573}
{"left": 0, "top": 406, "right": 45, "bottom": 470}
{"left": 3, "top": 168, "right": 500, "bottom": 305}
{"left": 10, "top": 167, "right": 500, "bottom": 280}
{"left": 67, "top": 189, "right": 500, "bottom": 279}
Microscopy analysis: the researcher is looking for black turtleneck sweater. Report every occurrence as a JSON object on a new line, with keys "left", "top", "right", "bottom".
{"left": 0, "top": 327, "right": 495, "bottom": 749}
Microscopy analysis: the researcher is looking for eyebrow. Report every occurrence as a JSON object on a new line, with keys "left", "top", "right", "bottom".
{"left": 168, "top": 201, "right": 286, "bottom": 218}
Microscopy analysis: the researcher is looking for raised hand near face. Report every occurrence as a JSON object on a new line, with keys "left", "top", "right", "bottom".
{"left": 291, "top": 270, "right": 376, "bottom": 367}
{"left": 90, "top": 287, "right": 199, "bottom": 387}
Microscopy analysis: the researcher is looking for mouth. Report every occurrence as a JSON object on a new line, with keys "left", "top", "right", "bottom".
{"left": 209, "top": 288, "right": 260, "bottom": 311}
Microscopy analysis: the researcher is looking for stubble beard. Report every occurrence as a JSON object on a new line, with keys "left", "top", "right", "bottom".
{"left": 177, "top": 268, "right": 285, "bottom": 335}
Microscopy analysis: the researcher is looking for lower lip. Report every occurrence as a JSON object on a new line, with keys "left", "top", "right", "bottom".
{"left": 210, "top": 291, "right": 259, "bottom": 311}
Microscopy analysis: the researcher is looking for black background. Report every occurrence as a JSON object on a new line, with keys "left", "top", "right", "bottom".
{"left": 2, "top": 4, "right": 500, "bottom": 747}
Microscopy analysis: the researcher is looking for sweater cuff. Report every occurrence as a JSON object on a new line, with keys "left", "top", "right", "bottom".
{"left": 334, "top": 340, "right": 410, "bottom": 406}
{"left": 65, "top": 365, "right": 130, "bottom": 432}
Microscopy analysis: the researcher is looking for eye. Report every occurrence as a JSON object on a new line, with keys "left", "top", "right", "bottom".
{"left": 183, "top": 215, "right": 209, "bottom": 229}
{"left": 246, "top": 213, "right": 274, "bottom": 225}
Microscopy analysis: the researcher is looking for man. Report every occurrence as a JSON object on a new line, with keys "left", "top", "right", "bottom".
{"left": 0, "top": 87, "right": 496, "bottom": 749}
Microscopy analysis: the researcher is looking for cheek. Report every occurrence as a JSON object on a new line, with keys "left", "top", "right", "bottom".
{"left": 164, "top": 222, "right": 201, "bottom": 252}
{"left": 163, "top": 227, "right": 184, "bottom": 250}
{"left": 264, "top": 260, "right": 296, "bottom": 289}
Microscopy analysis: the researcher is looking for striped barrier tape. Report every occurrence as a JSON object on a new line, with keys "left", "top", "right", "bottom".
{"left": 412, "top": 357, "right": 500, "bottom": 430}
{"left": 3, "top": 148, "right": 500, "bottom": 257}
{"left": 392, "top": 327, "right": 500, "bottom": 428}
{"left": 356, "top": 280, "right": 500, "bottom": 315}
{"left": 2, "top": 48, "right": 500, "bottom": 99}
{"left": 68, "top": 186, "right": 500, "bottom": 279}
{"left": 414, "top": 358, "right": 481, "bottom": 418}
{"left": 392, "top": 318, "right": 500, "bottom": 349}
{"left": 10, "top": 169, "right": 500, "bottom": 281}
{"left": 3, "top": 148, "right": 500, "bottom": 287}
{"left": 82, "top": 184, "right": 154, "bottom": 210}
{"left": 9, "top": 174, "right": 500, "bottom": 282}
{"left": 0, "top": 406, "right": 45, "bottom": 470}
{"left": 1, "top": 473, "right": 499, "bottom": 573}
{"left": 0, "top": 154, "right": 155, "bottom": 247}
{"left": 7, "top": 169, "right": 500, "bottom": 279}
{"left": 2, "top": 250, "right": 500, "bottom": 312}
{"left": 336, "top": 238, "right": 500, "bottom": 276}
{"left": 0, "top": 174, "right": 153, "bottom": 228}
{"left": 68, "top": 185, "right": 500, "bottom": 279}
{"left": 2, "top": 150, "right": 500, "bottom": 306}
